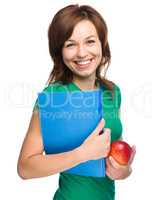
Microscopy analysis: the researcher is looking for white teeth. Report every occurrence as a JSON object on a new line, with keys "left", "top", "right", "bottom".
{"left": 76, "top": 59, "right": 92, "bottom": 65}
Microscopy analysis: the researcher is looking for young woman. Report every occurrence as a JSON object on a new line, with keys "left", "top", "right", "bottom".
{"left": 17, "top": 4, "right": 136, "bottom": 200}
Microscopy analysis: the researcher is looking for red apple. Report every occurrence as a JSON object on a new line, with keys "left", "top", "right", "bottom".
{"left": 109, "top": 141, "right": 132, "bottom": 165}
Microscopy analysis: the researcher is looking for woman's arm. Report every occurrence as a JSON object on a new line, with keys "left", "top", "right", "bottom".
{"left": 106, "top": 147, "right": 136, "bottom": 180}
{"left": 17, "top": 111, "right": 84, "bottom": 180}
{"left": 106, "top": 108, "right": 136, "bottom": 180}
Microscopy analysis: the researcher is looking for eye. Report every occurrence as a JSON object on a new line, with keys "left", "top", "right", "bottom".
{"left": 65, "top": 43, "right": 75, "bottom": 48}
{"left": 87, "top": 40, "right": 95, "bottom": 44}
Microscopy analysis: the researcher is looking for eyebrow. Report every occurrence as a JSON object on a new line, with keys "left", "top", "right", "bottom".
{"left": 66, "top": 35, "right": 96, "bottom": 42}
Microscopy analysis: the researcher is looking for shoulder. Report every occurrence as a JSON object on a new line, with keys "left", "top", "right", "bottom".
{"left": 113, "top": 83, "right": 122, "bottom": 108}
{"left": 100, "top": 80, "right": 121, "bottom": 108}
{"left": 100, "top": 79, "right": 121, "bottom": 94}
{"left": 32, "top": 82, "right": 67, "bottom": 112}
{"left": 113, "top": 83, "right": 121, "bottom": 96}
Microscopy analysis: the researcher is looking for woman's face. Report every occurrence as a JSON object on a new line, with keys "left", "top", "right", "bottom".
{"left": 62, "top": 20, "right": 102, "bottom": 80}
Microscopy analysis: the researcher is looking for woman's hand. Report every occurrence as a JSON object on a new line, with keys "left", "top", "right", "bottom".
{"left": 106, "top": 145, "right": 136, "bottom": 180}
{"left": 79, "top": 118, "right": 111, "bottom": 161}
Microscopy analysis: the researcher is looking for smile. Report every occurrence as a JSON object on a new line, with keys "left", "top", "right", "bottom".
{"left": 74, "top": 58, "right": 94, "bottom": 69}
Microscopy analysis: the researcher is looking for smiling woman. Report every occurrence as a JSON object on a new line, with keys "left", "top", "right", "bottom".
{"left": 47, "top": 4, "right": 112, "bottom": 91}
{"left": 62, "top": 20, "right": 102, "bottom": 82}
{"left": 17, "top": 4, "right": 135, "bottom": 200}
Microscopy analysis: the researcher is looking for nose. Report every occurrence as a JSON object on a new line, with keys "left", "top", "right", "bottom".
{"left": 76, "top": 44, "right": 88, "bottom": 58}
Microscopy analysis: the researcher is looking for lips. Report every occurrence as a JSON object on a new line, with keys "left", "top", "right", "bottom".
{"left": 74, "top": 58, "right": 94, "bottom": 69}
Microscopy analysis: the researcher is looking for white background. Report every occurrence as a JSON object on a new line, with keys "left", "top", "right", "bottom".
{"left": 0, "top": 0, "right": 155, "bottom": 199}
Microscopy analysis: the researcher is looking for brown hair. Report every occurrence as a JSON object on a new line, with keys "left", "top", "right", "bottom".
{"left": 47, "top": 4, "right": 114, "bottom": 91}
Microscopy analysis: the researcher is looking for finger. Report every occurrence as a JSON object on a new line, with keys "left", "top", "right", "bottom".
{"left": 106, "top": 157, "right": 111, "bottom": 168}
{"left": 106, "top": 169, "right": 110, "bottom": 177}
{"left": 105, "top": 160, "right": 111, "bottom": 174}
{"left": 103, "top": 128, "right": 111, "bottom": 144}
{"left": 129, "top": 145, "right": 136, "bottom": 165}
{"left": 92, "top": 118, "right": 105, "bottom": 136}
{"left": 105, "top": 158, "right": 116, "bottom": 180}
{"left": 84, "top": 119, "right": 105, "bottom": 143}
{"left": 109, "top": 156, "right": 122, "bottom": 169}
{"left": 102, "top": 129, "right": 111, "bottom": 153}
{"left": 106, "top": 169, "right": 114, "bottom": 180}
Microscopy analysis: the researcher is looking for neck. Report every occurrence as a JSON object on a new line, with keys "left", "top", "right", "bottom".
{"left": 73, "top": 76, "right": 98, "bottom": 90}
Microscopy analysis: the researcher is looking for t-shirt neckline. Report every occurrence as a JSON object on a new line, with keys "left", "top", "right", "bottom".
{"left": 69, "top": 81, "right": 101, "bottom": 92}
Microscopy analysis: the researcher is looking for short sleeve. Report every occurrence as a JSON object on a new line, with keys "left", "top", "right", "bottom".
{"left": 114, "top": 84, "right": 121, "bottom": 109}
{"left": 32, "top": 85, "right": 51, "bottom": 113}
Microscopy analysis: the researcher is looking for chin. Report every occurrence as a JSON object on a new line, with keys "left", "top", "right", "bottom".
{"left": 74, "top": 67, "right": 96, "bottom": 76}
{"left": 75, "top": 72, "right": 96, "bottom": 79}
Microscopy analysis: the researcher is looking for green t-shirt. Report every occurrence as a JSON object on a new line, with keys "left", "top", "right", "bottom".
{"left": 33, "top": 81, "right": 123, "bottom": 200}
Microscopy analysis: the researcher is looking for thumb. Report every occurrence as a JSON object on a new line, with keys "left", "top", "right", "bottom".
{"left": 129, "top": 145, "right": 136, "bottom": 165}
{"left": 103, "top": 128, "right": 111, "bottom": 144}
{"left": 103, "top": 129, "right": 111, "bottom": 152}
{"left": 91, "top": 118, "right": 105, "bottom": 136}
{"left": 84, "top": 118, "right": 105, "bottom": 144}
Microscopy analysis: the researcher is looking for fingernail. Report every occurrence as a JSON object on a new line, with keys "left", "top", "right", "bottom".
{"left": 105, "top": 128, "right": 110, "bottom": 133}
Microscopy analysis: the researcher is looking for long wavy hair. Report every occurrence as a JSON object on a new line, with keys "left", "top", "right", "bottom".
{"left": 47, "top": 4, "right": 114, "bottom": 91}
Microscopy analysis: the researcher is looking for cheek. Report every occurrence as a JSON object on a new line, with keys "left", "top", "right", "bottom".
{"left": 97, "top": 44, "right": 102, "bottom": 57}
{"left": 62, "top": 49, "right": 76, "bottom": 62}
{"left": 90, "top": 44, "right": 102, "bottom": 58}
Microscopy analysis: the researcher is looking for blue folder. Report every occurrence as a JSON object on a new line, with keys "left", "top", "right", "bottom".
{"left": 38, "top": 89, "right": 105, "bottom": 177}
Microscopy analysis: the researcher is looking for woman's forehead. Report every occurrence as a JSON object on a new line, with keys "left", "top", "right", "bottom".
{"left": 68, "top": 20, "right": 98, "bottom": 41}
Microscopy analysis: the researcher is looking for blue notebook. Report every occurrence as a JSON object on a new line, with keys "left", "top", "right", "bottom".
{"left": 38, "top": 89, "right": 105, "bottom": 177}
